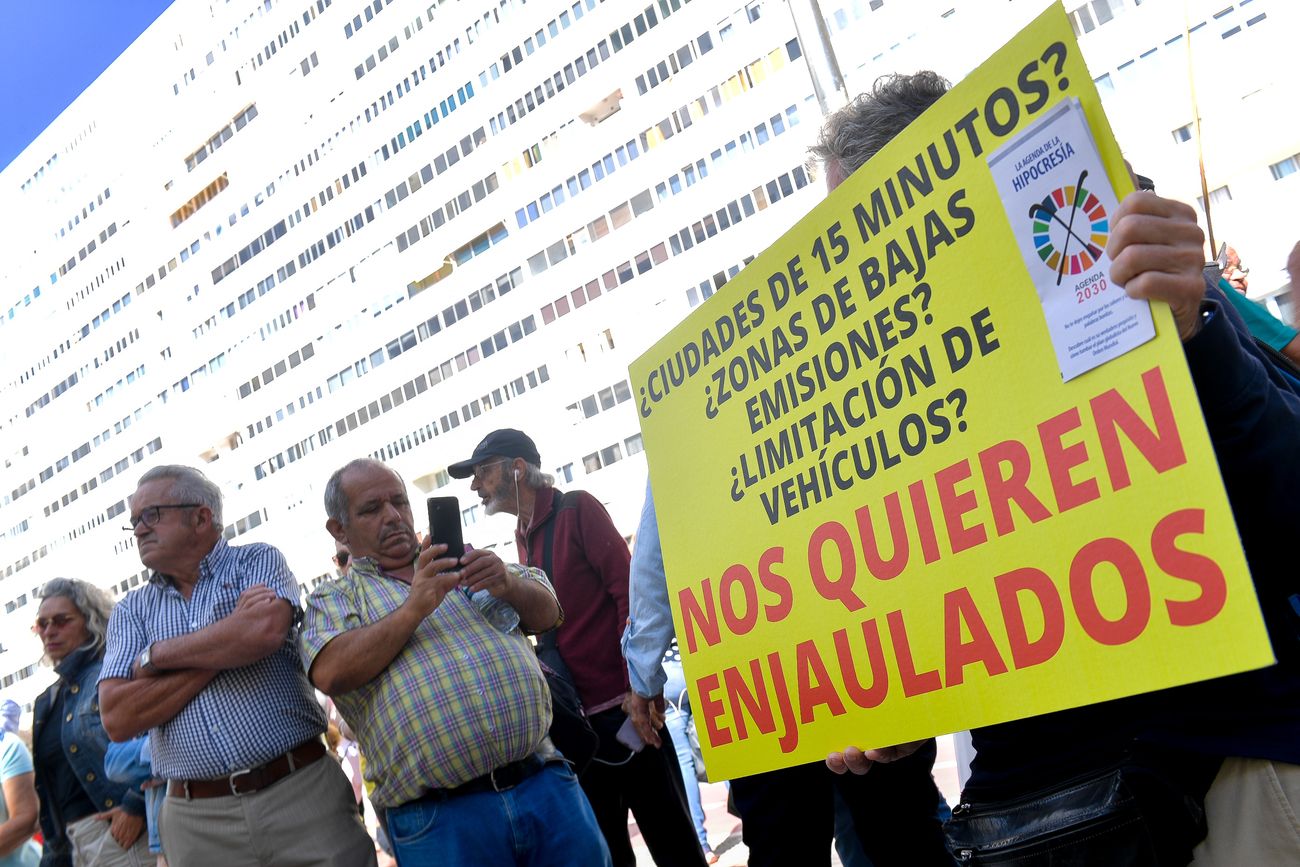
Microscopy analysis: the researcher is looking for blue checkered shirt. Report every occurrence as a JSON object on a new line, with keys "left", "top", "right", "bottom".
{"left": 100, "top": 539, "right": 326, "bottom": 780}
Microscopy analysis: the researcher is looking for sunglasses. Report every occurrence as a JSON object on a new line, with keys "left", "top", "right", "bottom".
{"left": 32, "top": 614, "right": 81, "bottom": 633}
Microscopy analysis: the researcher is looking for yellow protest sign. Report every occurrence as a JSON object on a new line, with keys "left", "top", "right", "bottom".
{"left": 629, "top": 3, "right": 1273, "bottom": 782}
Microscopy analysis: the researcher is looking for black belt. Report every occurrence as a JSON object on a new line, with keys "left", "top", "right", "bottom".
{"left": 414, "top": 754, "right": 546, "bottom": 803}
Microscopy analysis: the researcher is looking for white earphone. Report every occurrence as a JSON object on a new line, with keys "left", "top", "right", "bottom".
{"left": 513, "top": 468, "right": 520, "bottom": 480}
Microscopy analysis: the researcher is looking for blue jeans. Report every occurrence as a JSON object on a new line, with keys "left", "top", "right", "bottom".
{"left": 664, "top": 705, "right": 710, "bottom": 852}
{"left": 386, "top": 762, "right": 611, "bottom": 867}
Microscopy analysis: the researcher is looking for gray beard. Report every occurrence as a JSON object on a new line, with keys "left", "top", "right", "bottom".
{"left": 484, "top": 494, "right": 516, "bottom": 517}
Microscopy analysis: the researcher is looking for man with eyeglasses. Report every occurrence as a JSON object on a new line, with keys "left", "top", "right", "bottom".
{"left": 448, "top": 429, "right": 706, "bottom": 867}
{"left": 98, "top": 465, "right": 377, "bottom": 867}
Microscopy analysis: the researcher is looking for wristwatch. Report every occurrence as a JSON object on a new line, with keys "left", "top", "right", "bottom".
{"left": 138, "top": 642, "right": 158, "bottom": 676}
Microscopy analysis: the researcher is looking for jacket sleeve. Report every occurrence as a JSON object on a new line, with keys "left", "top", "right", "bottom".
{"left": 622, "top": 479, "right": 675, "bottom": 697}
{"left": 1183, "top": 289, "right": 1300, "bottom": 652}
{"left": 103, "top": 738, "right": 152, "bottom": 788}
{"left": 119, "top": 785, "right": 147, "bottom": 817}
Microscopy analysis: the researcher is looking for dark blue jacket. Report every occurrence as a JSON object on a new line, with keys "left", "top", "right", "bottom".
{"left": 32, "top": 645, "right": 144, "bottom": 867}
{"left": 968, "top": 283, "right": 1300, "bottom": 796}
{"left": 1147, "top": 283, "right": 1300, "bottom": 761}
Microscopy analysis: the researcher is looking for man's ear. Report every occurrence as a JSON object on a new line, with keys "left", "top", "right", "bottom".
{"left": 326, "top": 518, "right": 346, "bottom": 543}
{"left": 194, "top": 505, "right": 216, "bottom": 531}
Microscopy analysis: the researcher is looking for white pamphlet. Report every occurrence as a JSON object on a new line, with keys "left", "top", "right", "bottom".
{"left": 986, "top": 98, "right": 1154, "bottom": 381}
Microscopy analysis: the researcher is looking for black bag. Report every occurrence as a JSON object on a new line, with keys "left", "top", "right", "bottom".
{"left": 539, "top": 658, "right": 598, "bottom": 775}
{"left": 945, "top": 762, "right": 1206, "bottom": 866}
{"left": 947, "top": 768, "right": 1147, "bottom": 865}
{"left": 532, "top": 491, "right": 598, "bottom": 773}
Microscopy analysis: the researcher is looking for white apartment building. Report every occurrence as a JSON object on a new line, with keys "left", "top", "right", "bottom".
{"left": 0, "top": 0, "right": 827, "bottom": 707}
{"left": 1, "top": 0, "right": 1294, "bottom": 708}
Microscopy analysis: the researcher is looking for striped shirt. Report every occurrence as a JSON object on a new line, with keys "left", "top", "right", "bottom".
{"left": 100, "top": 539, "right": 326, "bottom": 780}
{"left": 299, "top": 557, "right": 555, "bottom": 809}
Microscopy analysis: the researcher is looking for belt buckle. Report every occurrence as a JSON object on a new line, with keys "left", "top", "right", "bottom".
{"left": 228, "top": 767, "right": 254, "bottom": 796}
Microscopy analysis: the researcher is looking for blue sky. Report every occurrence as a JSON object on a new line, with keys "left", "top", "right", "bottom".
{"left": 0, "top": 0, "right": 174, "bottom": 173}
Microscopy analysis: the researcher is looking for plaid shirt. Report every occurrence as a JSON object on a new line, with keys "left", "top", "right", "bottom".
{"left": 299, "top": 557, "right": 555, "bottom": 809}
{"left": 100, "top": 539, "right": 327, "bottom": 780}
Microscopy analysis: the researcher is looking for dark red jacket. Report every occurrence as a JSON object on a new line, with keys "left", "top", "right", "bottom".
{"left": 516, "top": 486, "right": 631, "bottom": 711}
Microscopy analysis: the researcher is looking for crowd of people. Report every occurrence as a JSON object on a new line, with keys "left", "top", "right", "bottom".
{"left": 0, "top": 70, "right": 1297, "bottom": 867}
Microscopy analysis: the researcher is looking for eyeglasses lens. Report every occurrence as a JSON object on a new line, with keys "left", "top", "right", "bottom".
{"left": 33, "top": 615, "right": 77, "bottom": 632}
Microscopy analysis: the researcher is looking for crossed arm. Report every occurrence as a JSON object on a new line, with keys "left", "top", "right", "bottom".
{"left": 100, "top": 586, "right": 293, "bottom": 741}
{"left": 146, "top": 585, "right": 293, "bottom": 671}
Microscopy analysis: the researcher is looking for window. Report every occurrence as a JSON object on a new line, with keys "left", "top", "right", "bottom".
{"left": 1270, "top": 154, "right": 1300, "bottom": 181}
{"left": 1070, "top": 4, "right": 1096, "bottom": 34}
{"left": 1171, "top": 123, "right": 1193, "bottom": 144}
{"left": 630, "top": 190, "right": 654, "bottom": 216}
{"left": 1196, "top": 185, "right": 1233, "bottom": 211}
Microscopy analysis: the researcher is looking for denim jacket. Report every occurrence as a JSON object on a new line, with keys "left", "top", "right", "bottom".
{"left": 32, "top": 645, "right": 143, "bottom": 866}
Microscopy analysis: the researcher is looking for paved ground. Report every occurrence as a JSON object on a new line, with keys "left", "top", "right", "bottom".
{"left": 631, "top": 735, "right": 964, "bottom": 866}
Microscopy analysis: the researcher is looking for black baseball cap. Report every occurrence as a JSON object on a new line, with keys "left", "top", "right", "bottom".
{"left": 447, "top": 428, "right": 541, "bottom": 478}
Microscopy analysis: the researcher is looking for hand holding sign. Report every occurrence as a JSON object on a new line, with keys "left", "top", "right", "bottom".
{"left": 825, "top": 740, "right": 927, "bottom": 776}
{"left": 1107, "top": 192, "right": 1207, "bottom": 342}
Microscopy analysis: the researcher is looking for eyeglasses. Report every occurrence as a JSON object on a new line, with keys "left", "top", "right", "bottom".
{"left": 124, "top": 503, "right": 202, "bottom": 531}
{"left": 32, "top": 614, "right": 81, "bottom": 633}
{"left": 471, "top": 459, "right": 509, "bottom": 482}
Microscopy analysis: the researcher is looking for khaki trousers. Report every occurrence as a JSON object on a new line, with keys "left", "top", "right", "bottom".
{"left": 66, "top": 814, "right": 154, "bottom": 867}
{"left": 1191, "top": 757, "right": 1300, "bottom": 866}
{"left": 159, "top": 754, "right": 377, "bottom": 867}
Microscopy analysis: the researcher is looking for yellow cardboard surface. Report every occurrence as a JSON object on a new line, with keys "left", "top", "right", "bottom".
{"left": 629, "top": 4, "right": 1273, "bottom": 781}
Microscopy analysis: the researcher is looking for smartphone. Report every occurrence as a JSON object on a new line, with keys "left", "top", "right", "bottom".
{"left": 615, "top": 716, "right": 646, "bottom": 753}
{"left": 426, "top": 496, "right": 465, "bottom": 560}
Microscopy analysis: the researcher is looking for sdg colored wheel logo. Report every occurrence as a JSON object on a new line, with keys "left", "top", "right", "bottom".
{"left": 1029, "top": 169, "right": 1109, "bottom": 285}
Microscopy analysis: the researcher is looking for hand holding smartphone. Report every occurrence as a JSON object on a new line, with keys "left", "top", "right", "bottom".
{"left": 615, "top": 716, "right": 646, "bottom": 753}
{"left": 426, "top": 496, "right": 465, "bottom": 561}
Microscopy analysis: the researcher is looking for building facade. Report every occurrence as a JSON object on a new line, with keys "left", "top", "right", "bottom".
{"left": 1, "top": 0, "right": 1294, "bottom": 707}
{"left": 0, "top": 0, "right": 827, "bottom": 706}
